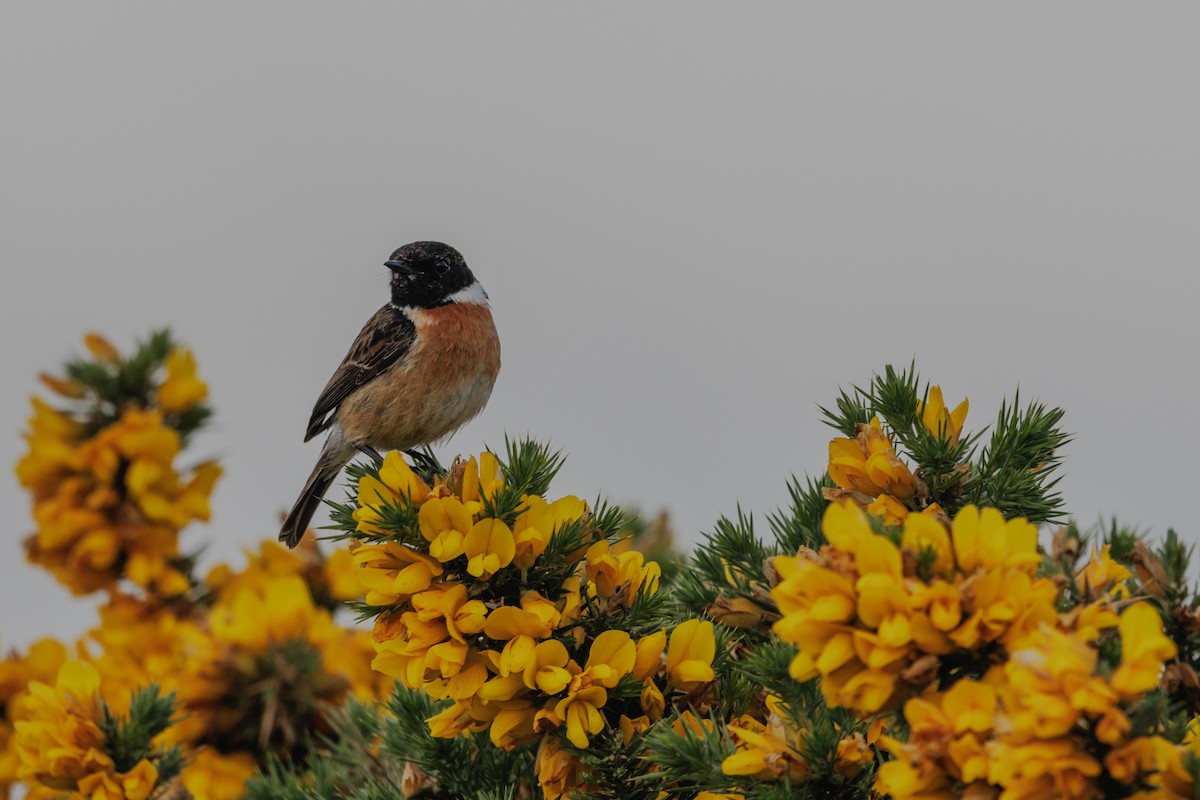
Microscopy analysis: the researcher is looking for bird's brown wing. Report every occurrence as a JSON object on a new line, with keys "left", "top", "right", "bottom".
{"left": 304, "top": 305, "right": 417, "bottom": 441}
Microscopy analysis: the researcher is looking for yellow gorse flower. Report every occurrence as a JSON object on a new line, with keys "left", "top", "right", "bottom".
{"left": 581, "top": 630, "right": 636, "bottom": 690}
{"left": 464, "top": 518, "right": 516, "bottom": 579}
{"left": 155, "top": 348, "right": 208, "bottom": 414}
{"left": 354, "top": 542, "right": 445, "bottom": 605}
{"left": 828, "top": 418, "right": 916, "bottom": 502}
{"left": 180, "top": 748, "right": 256, "bottom": 800}
{"left": 916, "top": 385, "right": 968, "bottom": 445}
{"left": 353, "top": 452, "right": 431, "bottom": 537}
{"left": 513, "top": 495, "right": 587, "bottom": 570}
{"left": 723, "top": 717, "right": 808, "bottom": 782}
{"left": 1111, "top": 601, "right": 1176, "bottom": 698}
{"left": 460, "top": 451, "right": 502, "bottom": 513}
{"left": 666, "top": 619, "right": 716, "bottom": 692}
{"left": 585, "top": 540, "right": 662, "bottom": 601}
{"left": 866, "top": 493, "right": 909, "bottom": 527}
{"left": 1075, "top": 544, "right": 1132, "bottom": 597}
{"left": 203, "top": 539, "right": 362, "bottom": 606}
{"left": 555, "top": 685, "right": 609, "bottom": 749}
{"left": 37, "top": 371, "right": 86, "bottom": 399}
{"left": 535, "top": 737, "right": 581, "bottom": 800}
{"left": 900, "top": 513, "right": 954, "bottom": 577}
{"left": 208, "top": 574, "right": 320, "bottom": 650}
{"left": 83, "top": 332, "right": 121, "bottom": 363}
{"left": 524, "top": 640, "right": 572, "bottom": 695}
{"left": 419, "top": 497, "right": 474, "bottom": 562}
{"left": 950, "top": 505, "right": 1041, "bottom": 573}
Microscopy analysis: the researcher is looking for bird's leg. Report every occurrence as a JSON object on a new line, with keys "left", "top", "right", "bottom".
{"left": 405, "top": 448, "right": 437, "bottom": 472}
{"left": 404, "top": 449, "right": 446, "bottom": 486}
{"left": 357, "top": 445, "right": 385, "bottom": 467}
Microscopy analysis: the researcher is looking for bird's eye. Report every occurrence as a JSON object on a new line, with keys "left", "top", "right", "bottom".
{"left": 435, "top": 260, "right": 451, "bottom": 274}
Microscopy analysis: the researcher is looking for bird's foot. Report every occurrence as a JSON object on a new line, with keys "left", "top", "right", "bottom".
{"left": 404, "top": 449, "right": 445, "bottom": 484}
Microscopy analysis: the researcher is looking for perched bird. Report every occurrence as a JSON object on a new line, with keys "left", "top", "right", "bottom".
{"left": 279, "top": 241, "right": 500, "bottom": 547}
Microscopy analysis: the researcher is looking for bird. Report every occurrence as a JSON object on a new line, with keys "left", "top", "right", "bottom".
{"left": 279, "top": 241, "right": 500, "bottom": 547}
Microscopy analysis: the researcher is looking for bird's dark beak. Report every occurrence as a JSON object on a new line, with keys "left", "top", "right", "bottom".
{"left": 385, "top": 260, "right": 416, "bottom": 275}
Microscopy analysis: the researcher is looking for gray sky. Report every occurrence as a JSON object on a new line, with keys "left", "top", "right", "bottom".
{"left": 2, "top": 3, "right": 1198, "bottom": 649}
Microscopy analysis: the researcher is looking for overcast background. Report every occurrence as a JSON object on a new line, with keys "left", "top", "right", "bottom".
{"left": 2, "top": 4, "right": 1197, "bottom": 649}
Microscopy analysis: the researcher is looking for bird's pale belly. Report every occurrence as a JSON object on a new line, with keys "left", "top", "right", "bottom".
{"left": 335, "top": 303, "right": 500, "bottom": 450}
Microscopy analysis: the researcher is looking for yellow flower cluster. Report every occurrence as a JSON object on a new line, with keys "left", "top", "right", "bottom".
{"left": 11, "top": 661, "right": 164, "bottom": 800}
{"left": 722, "top": 696, "right": 818, "bottom": 783}
{"left": 0, "top": 639, "right": 68, "bottom": 797}
{"left": 185, "top": 570, "right": 383, "bottom": 743}
{"left": 828, "top": 417, "right": 918, "bottom": 515}
{"left": 16, "top": 335, "right": 220, "bottom": 597}
{"left": 877, "top": 602, "right": 1184, "bottom": 799}
{"left": 73, "top": 544, "right": 385, "bottom": 798}
{"left": 79, "top": 602, "right": 222, "bottom": 797}
{"left": 773, "top": 501, "right": 1061, "bottom": 714}
{"left": 717, "top": 689, "right": 886, "bottom": 791}
{"left": 204, "top": 539, "right": 363, "bottom": 608}
{"left": 826, "top": 385, "right": 966, "bottom": 525}
{"left": 347, "top": 451, "right": 715, "bottom": 799}
{"left": 765, "top": 485, "right": 1200, "bottom": 797}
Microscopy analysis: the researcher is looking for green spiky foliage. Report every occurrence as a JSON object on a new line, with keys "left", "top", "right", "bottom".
{"left": 636, "top": 639, "right": 878, "bottom": 799}
{"left": 662, "top": 484, "right": 881, "bottom": 799}
{"left": 672, "top": 470, "right": 833, "bottom": 649}
{"left": 819, "top": 363, "right": 1069, "bottom": 523}
{"left": 189, "top": 639, "right": 352, "bottom": 761}
{"left": 244, "top": 690, "right": 535, "bottom": 800}
{"left": 98, "top": 685, "right": 186, "bottom": 788}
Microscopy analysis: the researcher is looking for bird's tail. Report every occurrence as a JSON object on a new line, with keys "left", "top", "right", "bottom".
{"left": 280, "top": 460, "right": 337, "bottom": 548}
{"left": 281, "top": 431, "right": 356, "bottom": 548}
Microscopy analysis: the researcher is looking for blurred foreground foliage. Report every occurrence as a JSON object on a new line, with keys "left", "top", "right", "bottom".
{"left": 3, "top": 334, "right": 1198, "bottom": 800}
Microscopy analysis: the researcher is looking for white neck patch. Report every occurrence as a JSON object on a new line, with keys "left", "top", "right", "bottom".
{"left": 446, "top": 281, "right": 489, "bottom": 306}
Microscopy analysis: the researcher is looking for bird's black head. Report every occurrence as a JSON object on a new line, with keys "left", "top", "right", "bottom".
{"left": 385, "top": 241, "right": 477, "bottom": 308}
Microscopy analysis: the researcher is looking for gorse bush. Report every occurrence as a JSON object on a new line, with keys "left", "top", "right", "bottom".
{"left": 2, "top": 334, "right": 1198, "bottom": 800}
{"left": 4, "top": 332, "right": 384, "bottom": 800}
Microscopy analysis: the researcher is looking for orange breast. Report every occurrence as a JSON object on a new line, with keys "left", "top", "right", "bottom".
{"left": 336, "top": 303, "right": 500, "bottom": 450}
